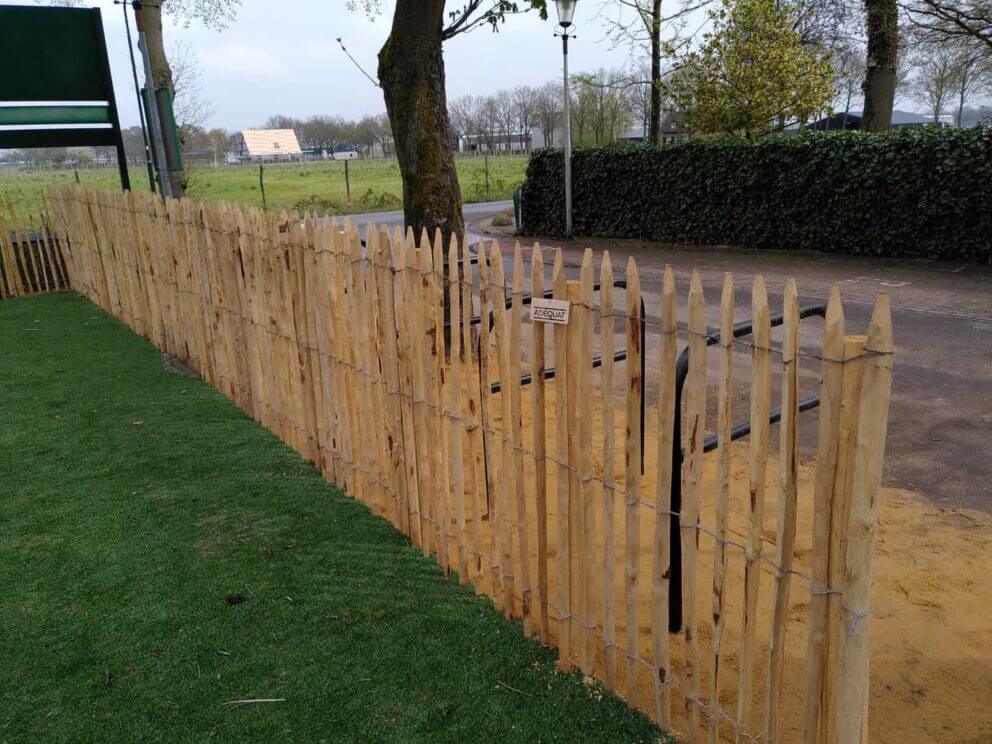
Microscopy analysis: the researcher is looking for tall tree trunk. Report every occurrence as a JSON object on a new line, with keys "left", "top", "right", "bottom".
{"left": 649, "top": 0, "right": 662, "bottom": 144}
{"left": 861, "top": 0, "right": 899, "bottom": 132}
{"left": 378, "top": 1, "right": 464, "bottom": 248}
{"left": 139, "top": 0, "right": 186, "bottom": 197}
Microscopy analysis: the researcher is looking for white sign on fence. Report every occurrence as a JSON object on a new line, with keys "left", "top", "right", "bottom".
{"left": 530, "top": 298, "right": 571, "bottom": 324}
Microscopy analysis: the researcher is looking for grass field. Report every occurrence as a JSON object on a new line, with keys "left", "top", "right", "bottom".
{"left": 0, "top": 155, "right": 527, "bottom": 219}
{"left": 0, "top": 292, "right": 665, "bottom": 743}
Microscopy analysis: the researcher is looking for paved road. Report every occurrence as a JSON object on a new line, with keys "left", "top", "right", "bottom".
{"left": 483, "top": 237, "right": 992, "bottom": 513}
{"left": 345, "top": 200, "right": 512, "bottom": 246}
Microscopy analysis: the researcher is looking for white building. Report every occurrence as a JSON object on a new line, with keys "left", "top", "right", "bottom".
{"left": 228, "top": 129, "right": 303, "bottom": 163}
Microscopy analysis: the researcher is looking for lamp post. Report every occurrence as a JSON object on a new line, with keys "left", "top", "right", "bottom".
{"left": 554, "top": 0, "right": 576, "bottom": 237}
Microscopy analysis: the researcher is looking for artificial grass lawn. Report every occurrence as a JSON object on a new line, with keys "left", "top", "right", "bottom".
{"left": 0, "top": 293, "right": 665, "bottom": 743}
{"left": 0, "top": 155, "right": 526, "bottom": 222}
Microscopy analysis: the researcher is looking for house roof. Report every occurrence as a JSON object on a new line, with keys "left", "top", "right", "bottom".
{"left": 240, "top": 129, "right": 301, "bottom": 157}
{"left": 848, "top": 109, "right": 931, "bottom": 125}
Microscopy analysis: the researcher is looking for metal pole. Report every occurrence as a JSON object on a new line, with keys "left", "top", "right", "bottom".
{"left": 135, "top": 9, "right": 171, "bottom": 197}
{"left": 561, "top": 31, "right": 573, "bottom": 237}
{"left": 123, "top": 0, "right": 156, "bottom": 193}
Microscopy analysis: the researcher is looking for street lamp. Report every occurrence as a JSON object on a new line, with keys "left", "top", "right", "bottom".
{"left": 554, "top": 0, "right": 576, "bottom": 237}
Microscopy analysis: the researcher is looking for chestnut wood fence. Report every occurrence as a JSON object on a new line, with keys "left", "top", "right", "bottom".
{"left": 0, "top": 195, "right": 70, "bottom": 298}
{"left": 48, "top": 186, "right": 894, "bottom": 744}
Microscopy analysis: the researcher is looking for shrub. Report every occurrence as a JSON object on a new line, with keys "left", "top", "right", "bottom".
{"left": 520, "top": 127, "right": 992, "bottom": 261}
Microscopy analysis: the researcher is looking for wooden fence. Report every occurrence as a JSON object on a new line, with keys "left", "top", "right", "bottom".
{"left": 48, "top": 186, "right": 894, "bottom": 744}
{"left": 0, "top": 195, "right": 70, "bottom": 299}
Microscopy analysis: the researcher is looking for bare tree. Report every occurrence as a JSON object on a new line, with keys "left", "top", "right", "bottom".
{"left": 598, "top": 0, "right": 705, "bottom": 143}
{"left": 911, "top": 43, "right": 957, "bottom": 121}
{"left": 479, "top": 95, "right": 500, "bottom": 152}
{"left": 357, "top": 114, "right": 386, "bottom": 155}
{"left": 628, "top": 63, "right": 653, "bottom": 135}
{"left": 533, "top": 82, "right": 563, "bottom": 146}
{"left": 573, "top": 69, "right": 635, "bottom": 143}
{"left": 512, "top": 85, "right": 538, "bottom": 151}
{"left": 300, "top": 115, "right": 345, "bottom": 155}
{"left": 832, "top": 44, "right": 867, "bottom": 126}
{"left": 571, "top": 77, "right": 599, "bottom": 144}
{"left": 263, "top": 115, "right": 300, "bottom": 130}
{"left": 170, "top": 41, "right": 213, "bottom": 150}
{"left": 448, "top": 94, "right": 481, "bottom": 149}
{"left": 948, "top": 49, "right": 992, "bottom": 124}
{"left": 903, "top": 0, "right": 992, "bottom": 56}
{"left": 496, "top": 89, "right": 516, "bottom": 150}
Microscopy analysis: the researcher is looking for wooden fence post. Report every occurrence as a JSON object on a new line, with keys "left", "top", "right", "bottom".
{"left": 833, "top": 293, "right": 894, "bottom": 744}
{"left": 822, "top": 329, "right": 867, "bottom": 742}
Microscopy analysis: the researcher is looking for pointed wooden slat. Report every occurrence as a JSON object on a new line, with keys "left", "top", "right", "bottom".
{"left": 765, "top": 279, "right": 800, "bottom": 744}
{"left": 5, "top": 195, "right": 34, "bottom": 295}
{"left": 531, "top": 243, "right": 550, "bottom": 643}
{"left": 431, "top": 230, "right": 452, "bottom": 573}
{"left": 623, "top": 257, "right": 643, "bottom": 708}
{"left": 709, "top": 273, "right": 734, "bottom": 744}
{"left": 802, "top": 286, "right": 845, "bottom": 744}
{"left": 683, "top": 270, "right": 707, "bottom": 743}
{"left": 510, "top": 242, "right": 533, "bottom": 633}
{"left": 377, "top": 227, "right": 408, "bottom": 529}
{"left": 449, "top": 236, "right": 468, "bottom": 581}
{"left": 395, "top": 229, "right": 422, "bottom": 546}
{"left": 564, "top": 275, "right": 582, "bottom": 666}
{"left": 600, "top": 252, "right": 618, "bottom": 690}
{"left": 552, "top": 247, "right": 571, "bottom": 667}
{"left": 490, "top": 242, "right": 516, "bottom": 617}
{"left": 462, "top": 239, "right": 484, "bottom": 586}
{"left": 477, "top": 243, "right": 502, "bottom": 608}
{"left": 414, "top": 239, "right": 438, "bottom": 558}
{"left": 652, "top": 265, "right": 677, "bottom": 729}
{"left": 577, "top": 248, "right": 596, "bottom": 672}
{"left": 735, "top": 274, "right": 773, "bottom": 742}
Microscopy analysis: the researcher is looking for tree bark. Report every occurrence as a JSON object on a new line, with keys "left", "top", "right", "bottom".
{"left": 378, "top": 1, "right": 464, "bottom": 248}
{"left": 139, "top": 0, "right": 186, "bottom": 197}
{"left": 861, "top": 0, "right": 899, "bottom": 132}
{"left": 649, "top": 0, "right": 662, "bottom": 144}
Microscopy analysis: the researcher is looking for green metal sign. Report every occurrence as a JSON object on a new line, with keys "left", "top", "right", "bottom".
{"left": 0, "top": 4, "right": 130, "bottom": 190}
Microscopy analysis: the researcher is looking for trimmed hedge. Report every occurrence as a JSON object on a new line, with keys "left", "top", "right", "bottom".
{"left": 520, "top": 127, "right": 992, "bottom": 261}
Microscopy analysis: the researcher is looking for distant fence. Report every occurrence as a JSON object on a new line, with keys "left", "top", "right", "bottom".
{"left": 0, "top": 196, "right": 70, "bottom": 298}
{"left": 50, "top": 186, "right": 894, "bottom": 743}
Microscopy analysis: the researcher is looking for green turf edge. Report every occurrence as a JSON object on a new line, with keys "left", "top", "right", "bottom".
{"left": 0, "top": 292, "right": 671, "bottom": 744}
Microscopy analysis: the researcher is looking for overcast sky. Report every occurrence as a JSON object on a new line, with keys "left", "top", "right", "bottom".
{"left": 10, "top": 0, "right": 644, "bottom": 131}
